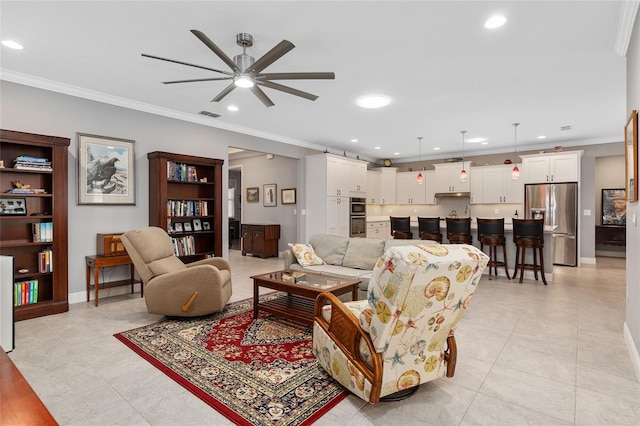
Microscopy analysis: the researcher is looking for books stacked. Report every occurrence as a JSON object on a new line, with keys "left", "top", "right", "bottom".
{"left": 171, "top": 235, "right": 196, "bottom": 256}
{"left": 167, "top": 161, "right": 198, "bottom": 182}
{"left": 32, "top": 222, "right": 53, "bottom": 242}
{"left": 13, "top": 155, "right": 53, "bottom": 171}
{"left": 38, "top": 248, "right": 53, "bottom": 273}
{"left": 6, "top": 188, "right": 46, "bottom": 194}
{"left": 14, "top": 279, "right": 38, "bottom": 306}
{"left": 166, "top": 200, "right": 208, "bottom": 217}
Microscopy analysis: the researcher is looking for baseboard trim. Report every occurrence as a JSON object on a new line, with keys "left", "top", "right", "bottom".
{"left": 68, "top": 283, "right": 144, "bottom": 305}
{"left": 595, "top": 250, "right": 626, "bottom": 258}
{"left": 580, "top": 257, "right": 597, "bottom": 265}
{"left": 623, "top": 322, "right": 640, "bottom": 382}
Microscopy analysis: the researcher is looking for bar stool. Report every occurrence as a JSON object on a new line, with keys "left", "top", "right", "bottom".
{"left": 418, "top": 217, "right": 442, "bottom": 243}
{"left": 446, "top": 217, "right": 472, "bottom": 244}
{"left": 477, "top": 218, "right": 510, "bottom": 280}
{"left": 512, "top": 219, "right": 547, "bottom": 285}
{"left": 390, "top": 216, "right": 413, "bottom": 239}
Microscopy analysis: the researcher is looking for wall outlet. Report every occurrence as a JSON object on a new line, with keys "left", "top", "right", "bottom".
{"left": 494, "top": 209, "right": 500, "bottom": 215}
{"left": 293, "top": 208, "right": 297, "bottom": 215}
{"left": 583, "top": 209, "right": 591, "bottom": 216}
{"left": 301, "top": 209, "right": 306, "bottom": 216}
{"left": 413, "top": 209, "right": 418, "bottom": 213}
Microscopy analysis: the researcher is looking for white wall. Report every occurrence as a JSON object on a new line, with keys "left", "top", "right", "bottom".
{"left": 0, "top": 81, "right": 315, "bottom": 301}
{"left": 625, "top": 6, "right": 640, "bottom": 380}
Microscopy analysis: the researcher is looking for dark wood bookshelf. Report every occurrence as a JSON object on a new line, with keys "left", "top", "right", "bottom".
{"left": 147, "top": 151, "right": 223, "bottom": 260}
{"left": 0, "top": 129, "right": 69, "bottom": 321}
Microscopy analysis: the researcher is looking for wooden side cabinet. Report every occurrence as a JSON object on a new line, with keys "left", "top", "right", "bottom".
{"left": 241, "top": 224, "right": 280, "bottom": 258}
{"left": 595, "top": 225, "right": 626, "bottom": 247}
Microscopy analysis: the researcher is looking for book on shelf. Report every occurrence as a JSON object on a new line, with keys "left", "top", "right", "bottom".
{"left": 13, "top": 156, "right": 53, "bottom": 171}
{"left": 38, "top": 248, "right": 53, "bottom": 273}
{"left": 14, "top": 279, "right": 38, "bottom": 306}
{"left": 166, "top": 200, "right": 209, "bottom": 217}
{"left": 5, "top": 188, "right": 46, "bottom": 194}
{"left": 171, "top": 235, "right": 196, "bottom": 256}
{"left": 32, "top": 222, "right": 53, "bottom": 242}
{"left": 166, "top": 161, "right": 198, "bottom": 182}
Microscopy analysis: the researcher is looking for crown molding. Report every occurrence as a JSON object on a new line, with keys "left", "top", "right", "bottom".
{"left": 615, "top": 0, "right": 640, "bottom": 56}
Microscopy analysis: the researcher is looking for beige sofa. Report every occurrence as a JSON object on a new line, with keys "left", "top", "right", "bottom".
{"left": 283, "top": 234, "right": 432, "bottom": 299}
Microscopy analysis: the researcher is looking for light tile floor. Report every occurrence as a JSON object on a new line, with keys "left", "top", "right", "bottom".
{"left": 7, "top": 251, "right": 640, "bottom": 425}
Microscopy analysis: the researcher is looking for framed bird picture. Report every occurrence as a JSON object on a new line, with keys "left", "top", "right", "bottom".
{"left": 77, "top": 133, "right": 136, "bottom": 205}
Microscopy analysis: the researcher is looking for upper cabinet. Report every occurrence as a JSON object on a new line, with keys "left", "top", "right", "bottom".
{"left": 471, "top": 165, "right": 523, "bottom": 204}
{"left": 366, "top": 170, "right": 381, "bottom": 204}
{"left": 322, "top": 154, "right": 367, "bottom": 197}
{"left": 423, "top": 170, "right": 436, "bottom": 204}
{"left": 396, "top": 171, "right": 426, "bottom": 204}
{"left": 521, "top": 151, "right": 582, "bottom": 183}
{"left": 379, "top": 167, "right": 397, "bottom": 204}
{"left": 347, "top": 160, "right": 367, "bottom": 195}
{"left": 434, "top": 161, "right": 471, "bottom": 193}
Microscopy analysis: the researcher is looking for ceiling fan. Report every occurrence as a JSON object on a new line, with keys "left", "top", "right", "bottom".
{"left": 142, "top": 30, "right": 335, "bottom": 107}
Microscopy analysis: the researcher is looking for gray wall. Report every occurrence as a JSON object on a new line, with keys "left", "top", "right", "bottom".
{"left": 625, "top": 6, "right": 640, "bottom": 378}
{"left": 0, "top": 81, "right": 315, "bottom": 302}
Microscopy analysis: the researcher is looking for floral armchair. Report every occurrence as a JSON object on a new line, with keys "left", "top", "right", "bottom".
{"left": 313, "top": 243, "right": 489, "bottom": 403}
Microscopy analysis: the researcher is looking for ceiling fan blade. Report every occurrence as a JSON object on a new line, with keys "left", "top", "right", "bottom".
{"left": 257, "top": 80, "right": 319, "bottom": 101}
{"left": 141, "top": 53, "right": 233, "bottom": 76}
{"left": 257, "top": 72, "right": 335, "bottom": 80}
{"left": 211, "top": 83, "right": 237, "bottom": 102}
{"left": 163, "top": 77, "right": 233, "bottom": 84}
{"left": 247, "top": 40, "right": 295, "bottom": 74}
{"left": 190, "top": 29, "right": 240, "bottom": 73}
{"left": 249, "top": 85, "right": 275, "bottom": 107}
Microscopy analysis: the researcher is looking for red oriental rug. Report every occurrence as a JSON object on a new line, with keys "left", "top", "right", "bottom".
{"left": 114, "top": 294, "right": 348, "bottom": 426}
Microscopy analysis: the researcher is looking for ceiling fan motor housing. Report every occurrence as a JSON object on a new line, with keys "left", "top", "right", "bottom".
{"left": 234, "top": 53, "right": 254, "bottom": 73}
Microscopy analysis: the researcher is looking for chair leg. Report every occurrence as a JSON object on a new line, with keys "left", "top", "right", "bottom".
{"left": 539, "top": 246, "right": 548, "bottom": 285}
{"left": 519, "top": 247, "right": 525, "bottom": 284}
{"left": 444, "top": 335, "right": 457, "bottom": 377}
{"left": 502, "top": 243, "right": 510, "bottom": 279}
{"left": 533, "top": 249, "right": 539, "bottom": 280}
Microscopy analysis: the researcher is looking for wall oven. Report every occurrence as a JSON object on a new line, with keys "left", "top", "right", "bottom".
{"left": 350, "top": 197, "right": 367, "bottom": 238}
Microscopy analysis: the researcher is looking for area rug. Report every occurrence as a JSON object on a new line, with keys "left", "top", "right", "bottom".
{"left": 114, "top": 294, "right": 348, "bottom": 426}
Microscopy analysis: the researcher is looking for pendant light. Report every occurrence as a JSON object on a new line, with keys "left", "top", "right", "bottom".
{"left": 459, "top": 130, "right": 468, "bottom": 182}
{"left": 416, "top": 136, "right": 424, "bottom": 184}
{"left": 511, "top": 122, "right": 520, "bottom": 179}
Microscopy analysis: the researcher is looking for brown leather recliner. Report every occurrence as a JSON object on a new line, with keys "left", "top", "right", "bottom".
{"left": 121, "top": 226, "right": 232, "bottom": 317}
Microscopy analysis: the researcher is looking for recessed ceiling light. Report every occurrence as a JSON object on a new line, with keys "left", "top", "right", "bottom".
{"left": 2, "top": 40, "right": 24, "bottom": 50}
{"left": 227, "top": 105, "right": 239, "bottom": 112}
{"left": 537, "top": 135, "right": 547, "bottom": 139}
{"left": 393, "top": 152, "right": 400, "bottom": 156}
{"left": 434, "top": 147, "right": 441, "bottom": 150}
{"left": 467, "top": 137, "right": 487, "bottom": 143}
{"left": 374, "top": 146, "right": 382, "bottom": 150}
{"left": 351, "top": 139, "right": 358, "bottom": 143}
{"left": 481, "top": 142, "right": 489, "bottom": 145}
{"left": 484, "top": 15, "right": 507, "bottom": 29}
{"left": 356, "top": 95, "right": 392, "bottom": 109}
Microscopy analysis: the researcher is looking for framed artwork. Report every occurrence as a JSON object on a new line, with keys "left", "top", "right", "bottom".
{"left": 601, "top": 189, "right": 626, "bottom": 225}
{"left": 193, "top": 218, "right": 202, "bottom": 231}
{"left": 77, "top": 133, "right": 135, "bottom": 205}
{"left": 0, "top": 197, "right": 27, "bottom": 215}
{"left": 202, "top": 221, "right": 211, "bottom": 231}
{"left": 281, "top": 188, "right": 296, "bottom": 204}
{"left": 183, "top": 222, "right": 192, "bottom": 232}
{"left": 263, "top": 184, "right": 277, "bottom": 207}
{"left": 174, "top": 222, "right": 183, "bottom": 233}
{"left": 246, "top": 187, "right": 259, "bottom": 203}
{"left": 625, "top": 110, "right": 638, "bottom": 201}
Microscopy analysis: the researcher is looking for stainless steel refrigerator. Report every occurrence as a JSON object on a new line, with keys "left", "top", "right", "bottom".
{"left": 524, "top": 183, "right": 578, "bottom": 266}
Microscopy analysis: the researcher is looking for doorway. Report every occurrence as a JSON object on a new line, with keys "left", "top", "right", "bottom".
{"left": 228, "top": 167, "right": 242, "bottom": 250}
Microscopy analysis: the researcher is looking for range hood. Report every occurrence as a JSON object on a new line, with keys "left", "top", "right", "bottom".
{"left": 434, "top": 192, "right": 471, "bottom": 198}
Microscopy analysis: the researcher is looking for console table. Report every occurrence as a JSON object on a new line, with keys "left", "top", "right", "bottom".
{"left": 595, "top": 225, "right": 626, "bottom": 247}
{"left": 85, "top": 254, "right": 142, "bottom": 306}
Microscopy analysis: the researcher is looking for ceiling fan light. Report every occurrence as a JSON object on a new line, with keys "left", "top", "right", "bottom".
{"left": 460, "top": 169, "right": 468, "bottom": 182}
{"left": 512, "top": 165, "right": 520, "bottom": 180}
{"left": 356, "top": 95, "right": 391, "bottom": 109}
{"left": 234, "top": 75, "right": 254, "bottom": 88}
{"left": 417, "top": 172, "right": 424, "bottom": 184}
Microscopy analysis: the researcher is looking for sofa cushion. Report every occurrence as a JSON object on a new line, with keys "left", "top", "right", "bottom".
{"left": 288, "top": 243, "right": 326, "bottom": 266}
{"left": 342, "top": 238, "right": 386, "bottom": 270}
{"left": 308, "top": 234, "right": 350, "bottom": 266}
{"left": 383, "top": 239, "right": 434, "bottom": 251}
{"left": 148, "top": 256, "right": 187, "bottom": 276}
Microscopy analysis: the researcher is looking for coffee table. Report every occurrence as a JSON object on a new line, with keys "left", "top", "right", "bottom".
{"left": 251, "top": 269, "right": 360, "bottom": 325}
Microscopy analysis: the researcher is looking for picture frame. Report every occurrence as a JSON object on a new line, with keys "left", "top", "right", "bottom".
{"left": 246, "top": 187, "right": 259, "bottom": 203}
{"left": 0, "top": 197, "right": 27, "bottom": 215}
{"left": 625, "top": 109, "right": 638, "bottom": 202}
{"left": 202, "top": 221, "right": 211, "bottom": 231}
{"left": 174, "top": 222, "right": 183, "bottom": 233}
{"left": 263, "top": 184, "right": 277, "bottom": 207}
{"left": 183, "top": 222, "right": 192, "bottom": 232}
{"left": 193, "top": 218, "right": 202, "bottom": 231}
{"left": 77, "top": 133, "right": 136, "bottom": 205}
{"left": 281, "top": 188, "right": 296, "bottom": 205}
{"left": 601, "top": 188, "right": 626, "bottom": 225}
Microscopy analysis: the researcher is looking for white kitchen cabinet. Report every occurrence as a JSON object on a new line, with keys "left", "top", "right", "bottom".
{"left": 326, "top": 196, "right": 349, "bottom": 237}
{"left": 326, "top": 155, "right": 349, "bottom": 196}
{"left": 469, "top": 168, "right": 484, "bottom": 204}
{"left": 396, "top": 171, "right": 426, "bottom": 204}
{"left": 424, "top": 170, "right": 437, "bottom": 204}
{"left": 379, "top": 167, "right": 397, "bottom": 204}
{"left": 521, "top": 152, "right": 581, "bottom": 183}
{"left": 367, "top": 221, "right": 391, "bottom": 239}
{"left": 434, "top": 162, "right": 471, "bottom": 193}
{"left": 347, "top": 160, "right": 367, "bottom": 195}
{"left": 470, "top": 165, "right": 524, "bottom": 204}
{"left": 366, "top": 171, "right": 381, "bottom": 204}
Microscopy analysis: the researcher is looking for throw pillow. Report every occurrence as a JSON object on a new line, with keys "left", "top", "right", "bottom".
{"left": 289, "top": 243, "right": 326, "bottom": 267}
{"left": 342, "top": 238, "right": 385, "bottom": 270}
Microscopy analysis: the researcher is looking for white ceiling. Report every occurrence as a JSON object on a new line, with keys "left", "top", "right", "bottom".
{"left": 0, "top": 1, "right": 629, "bottom": 162}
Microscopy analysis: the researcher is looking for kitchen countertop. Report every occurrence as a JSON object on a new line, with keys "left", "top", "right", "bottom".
{"left": 367, "top": 216, "right": 555, "bottom": 232}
